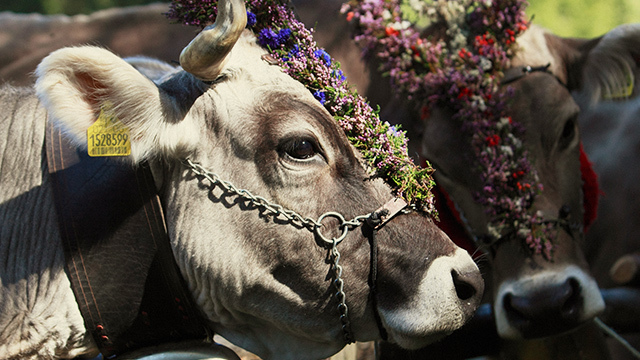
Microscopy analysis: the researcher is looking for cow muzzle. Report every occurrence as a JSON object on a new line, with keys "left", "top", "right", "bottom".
{"left": 378, "top": 246, "right": 484, "bottom": 349}
{"left": 494, "top": 264, "right": 605, "bottom": 339}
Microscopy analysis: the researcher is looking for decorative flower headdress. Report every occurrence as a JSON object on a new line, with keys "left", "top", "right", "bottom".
{"left": 166, "top": 0, "right": 437, "bottom": 214}
{"left": 341, "top": 0, "right": 555, "bottom": 259}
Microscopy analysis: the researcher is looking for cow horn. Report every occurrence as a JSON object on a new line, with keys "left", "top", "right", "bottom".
{"left": 179, "top": 0, "right": 247, "bottom": 81}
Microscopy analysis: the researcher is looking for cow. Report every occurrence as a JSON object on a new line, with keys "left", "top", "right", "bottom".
{"left": 291, "top": 0, "right": 640, "bottom": 358}
{"left": 0, "top": 0, "right": 485, "bottom": 359}
{"left": 0, "top": 3, "right": 197, "bottom": 87}
{"left": 572, "top": 24, "right": 640, "bottom": 289}
{"left": 578, "top": 91, "right": 640, "bottom": 360}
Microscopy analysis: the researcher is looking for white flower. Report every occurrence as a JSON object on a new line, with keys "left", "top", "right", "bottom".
{"left": 390, "top": 20, "right": 412, "bottom": 30}
{"left": 508, "top": 133, "right": 522, "bottom": 148}
{"left": 471, "top": 95, "right": 487, "bottom": 111}
{"left": 497, "top": 117, "right": 510, "bottom": 129}
{"left": 479, "top": 57, "right": 493, "bottom": 71}
{"left": 382, "top": 9, "right": 392, "bottom": 20}
{"left": 409, "top": 0, "right": 428, "bottom": 14}
{"left": 500, "top": 145, "right": 513, "bottom": 157}
{"left": 487, "top": 225, "right": 501, "bottom": 239}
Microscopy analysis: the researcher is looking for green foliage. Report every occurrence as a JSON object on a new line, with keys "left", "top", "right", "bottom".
{"left": 0, "top": 0, "right": 158, "bottom": 15}
{"left": 2, "top": 0, "right": 639, "bottom": 34}
{"left": 527, "top": 0, "right": 640, "bottom": 38}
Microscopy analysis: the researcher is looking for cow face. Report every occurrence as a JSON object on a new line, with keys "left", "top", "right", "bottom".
{"left": 422, "top": 68, "right": 603, "bottom": 339}
{"left": 421, "top": 24, "right": 640, "bottom": 340}
{"left": 33, "top": 1, "right": 483, "bottom": 358}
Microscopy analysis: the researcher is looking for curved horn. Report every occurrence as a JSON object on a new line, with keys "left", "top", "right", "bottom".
{"left": 179, "top": 0, "right": 247, "bottom": 81}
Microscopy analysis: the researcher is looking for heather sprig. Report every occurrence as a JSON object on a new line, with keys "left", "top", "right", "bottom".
{"left": 342, "top": 0, "right": 554, "bottom": 259}
{"left": 166, "top": 0, "right": 437, "bottom": 213}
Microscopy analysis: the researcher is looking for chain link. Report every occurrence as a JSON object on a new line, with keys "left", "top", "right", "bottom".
{"left": 331, "top": 239, "right": 354, "bottom": 344}
{"left": 184, "top": 159, "right": 372, "bottom": 238}
{"left": 183, "top": 159, "right": 371, "bottom": 343}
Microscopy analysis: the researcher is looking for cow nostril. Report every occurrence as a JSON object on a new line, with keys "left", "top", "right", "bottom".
{"left": 560, "top": 277, "right": 582, "bottom": 319}
{"left": 503, "top": 293, "right": 520, "bottom": 318}
{"left": 452, "top": 270, "right": 478, "bottom": 301}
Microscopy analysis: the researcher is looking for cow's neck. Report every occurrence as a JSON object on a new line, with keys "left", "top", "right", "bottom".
{"left": 0, "top": 87, "right": 95, "bottom": 359}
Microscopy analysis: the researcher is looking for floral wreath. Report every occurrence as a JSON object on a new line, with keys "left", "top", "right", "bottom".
{"left": 340, "top": 0, "right": 555, "bottom": 259}
{"left": 166, "top": 0, "right": 437, "bottom": 214}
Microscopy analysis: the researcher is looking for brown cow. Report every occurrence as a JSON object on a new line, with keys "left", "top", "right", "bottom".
{"left": 293, "top": 0, "right": 640, "bottom": 358}
{"left": 0, "top": 3, "right": 196, "bottom": 86}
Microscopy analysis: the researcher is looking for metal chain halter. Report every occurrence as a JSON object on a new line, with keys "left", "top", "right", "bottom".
{"left": 183, "top": 159, "right": 376, "bottom": 343}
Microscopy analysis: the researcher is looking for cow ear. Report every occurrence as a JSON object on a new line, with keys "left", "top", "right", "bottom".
{"left": 570, "top": 24, "right": 640, "bottom": 106}
{"left": 35, "top": 46, "right": 202, "bottom": 163}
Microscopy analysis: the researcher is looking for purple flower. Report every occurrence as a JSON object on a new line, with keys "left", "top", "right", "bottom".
{"left": 314, "top": 49, "right": 332, "bottom": 66}
{"left": 313, "top": 90, "right": 326, "bottom": 104}
{"left": 277, "top": 28, "right": 292, "bottom": 44}
{"left": 258, "top": 28, "right": 280, "bottom": 48}
{"left": 246, "top": 11, "right": 257, "bottom": 27}
{"left": 258, "top": 27, "right": 292, "bottom": 48}
{"left": 289, "top": 44, "right": 300, "bottom": 57}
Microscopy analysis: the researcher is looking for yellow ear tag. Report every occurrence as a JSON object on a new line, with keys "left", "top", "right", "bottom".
{"left": 604, "top": 73, "right": 634, "bottom": 100}
{"left": 87, "top": 104, "right": 131, "bottom": 157}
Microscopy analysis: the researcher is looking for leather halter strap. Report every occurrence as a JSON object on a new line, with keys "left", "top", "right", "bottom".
{"left": 501, "top": 64, "right": 553, "bottom": 85}
{"left": 364, "top": 198, "right": 408, "bottom": 341}
{"left": 45, "top": 121, "right": 208, "bottom": 357}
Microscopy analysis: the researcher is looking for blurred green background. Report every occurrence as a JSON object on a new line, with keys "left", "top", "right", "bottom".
{"left": 0, "top": 0, "right": 639, "bottom": 38}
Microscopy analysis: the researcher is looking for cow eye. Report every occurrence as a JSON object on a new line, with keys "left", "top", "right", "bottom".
{"left": 281, "top": 138, "right": 318, "bottom": 160}
{"left": 559, "top": 115, "right": 577, "bottom": 149}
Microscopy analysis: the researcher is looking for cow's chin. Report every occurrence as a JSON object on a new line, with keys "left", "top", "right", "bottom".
{"left": 379, "top": 248, "right": 482, "bottom": 350}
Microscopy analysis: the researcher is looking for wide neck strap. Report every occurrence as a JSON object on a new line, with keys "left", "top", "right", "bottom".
{"left": 45, "top": 120, "right": 208, "bottom": 357}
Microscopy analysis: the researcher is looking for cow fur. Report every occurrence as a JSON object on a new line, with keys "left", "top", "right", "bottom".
{"left": 0, "top": 86, "right": 96, "bottom": 359}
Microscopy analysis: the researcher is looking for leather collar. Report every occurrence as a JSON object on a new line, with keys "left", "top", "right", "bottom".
{"left": 45, "top": 120, "right": 208, "bottom": 358}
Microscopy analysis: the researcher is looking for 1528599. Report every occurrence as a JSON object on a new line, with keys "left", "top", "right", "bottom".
{"left": 89, "top": 132, "right": 129, "bottom": 147}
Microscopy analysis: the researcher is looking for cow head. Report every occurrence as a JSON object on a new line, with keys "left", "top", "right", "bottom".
{"left": 33, "top": 0, "right": 483, "bottom": 358}
{"left": 421, "top": 24, "right": 639, "bottom": 339}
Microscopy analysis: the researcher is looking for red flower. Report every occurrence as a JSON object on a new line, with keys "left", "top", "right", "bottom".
{"left": 517, "top": 182, "right": 532, "bottom": 191}
{"left": 512, "top": 170, "right": 525, "bottom": 179}
{"left": 458, "top": 48, "right": 471, "bottom": 59}
{"left": 346, "top": 12, "right": 354, "bottom": 22}
{"left": 486, "top": 134, "right": 500, "bottom": 147}
{"left": 385, "top": 27, "right": 399, "bottom": 37}
{"left": 458, "top": 87, "right": 472, "bottom": 99}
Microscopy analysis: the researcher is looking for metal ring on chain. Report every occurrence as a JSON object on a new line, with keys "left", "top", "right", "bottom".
{"left": 315, "top": 212, "right": 350, "bottom": 246}
{"left": 182, "top": 158, "right": 399, "bottom": 344}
